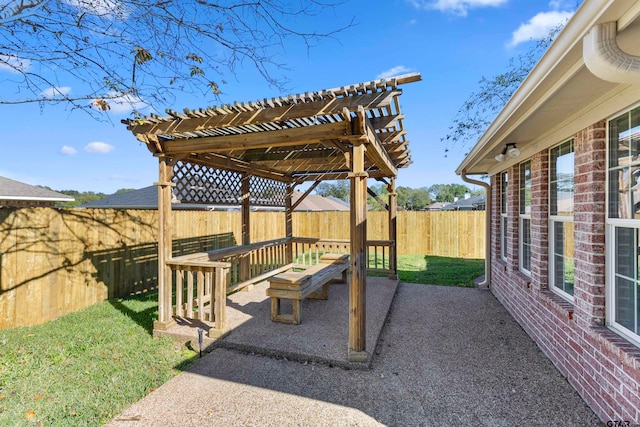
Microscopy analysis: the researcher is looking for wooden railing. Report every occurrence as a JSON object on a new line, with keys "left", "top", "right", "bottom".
{"left": 164, "top": 238, "right": 292, "bottom": 337}
{"left": 203, "top": 237, "right": 292, "bottom": 293}
{"left": 165, "top": 257, "right": 230, "bottom": 337}
{"left": 163, "top": 236, "right": 396, "bottom": 337}
{"left": 366, "top": 239, "right": 394, "bottom": 275}
{"left": 291, "top": 237, "right": 349, "bottom": 264}
{"left": 290, "top": 237, "right": 395, "bottom": 276}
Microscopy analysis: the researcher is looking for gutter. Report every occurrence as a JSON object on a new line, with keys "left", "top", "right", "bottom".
{"left": 0, "top": 196, "right": 74, "bottom": 202}
{"left": 583, "top": 21, "right": 640, "bottom": 84}
{"left": 460, "top": 170, "right": 491, "bottom": 289}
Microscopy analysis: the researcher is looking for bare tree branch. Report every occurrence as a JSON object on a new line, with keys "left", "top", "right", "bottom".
{"left": 0, "top": 0, "right": 353, "bottom": 117}
{"left": 441, "top": 23, "right": 567, "bottom": 157}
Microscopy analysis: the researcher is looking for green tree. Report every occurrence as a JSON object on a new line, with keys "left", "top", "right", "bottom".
{"left": 114, "top": 188, "right": 136, "bottom": 195}
{"left": 315, "top": 181, "right": 349, "bottom": 202}
{"left": 52, "top": 189, "right": 107, "bottom": 207}
{"left": 428, "top": 183, "right": 472, "bottom": 203}
{"left": 41, "top": 187, "right": 137, "bottom": 207}
{"left": 0, "top": 1, "right": 352, "bottom": 115}
{"left": 396, "top": 186, "right": 431, "bottom": 211}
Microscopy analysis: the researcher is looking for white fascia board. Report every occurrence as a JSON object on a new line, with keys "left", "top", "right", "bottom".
{"left": 0, "top": 196, "right": 74, "bottom": 202}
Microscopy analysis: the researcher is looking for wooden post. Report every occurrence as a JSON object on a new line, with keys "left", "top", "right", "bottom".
{"left": 209, "top": 265, "right": 229, "bottom": 338}
{"left": 154, "top": 157, "right": 175, "bottom": 331}
{"left": 348, "top": 142, "right": 368, "bottom": 362}
{"left": 388, "top": 178, "right": 398, "bottom": 280}
{"left": 240, "top": 173, "right": 251, "bottom": 282}
{"left": 285, "top": 183, "right": 294, "bottom": 264}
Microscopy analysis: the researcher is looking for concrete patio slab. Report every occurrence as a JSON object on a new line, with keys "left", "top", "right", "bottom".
{"left": 215, "top": 276, "right": 398, "bottom": 369}
{"left": 106, "top": 284, "right": 601, "bottom": 427}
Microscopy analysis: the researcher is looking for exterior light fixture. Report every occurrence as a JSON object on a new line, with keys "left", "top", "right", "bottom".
{"left": 507, "top": 144, "right": 520, "bottom": 158}
{"left": 495, "top": 143, "right": 520, "bottom": 162}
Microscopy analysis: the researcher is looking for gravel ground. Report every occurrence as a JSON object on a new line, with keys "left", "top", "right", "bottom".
{"left": 106, "top": 283, "right": 601, "bottom": 427}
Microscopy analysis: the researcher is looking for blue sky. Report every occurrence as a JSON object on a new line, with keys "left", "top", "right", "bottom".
{"left": 0, "top": 0, "right": 577, "bottom": 194}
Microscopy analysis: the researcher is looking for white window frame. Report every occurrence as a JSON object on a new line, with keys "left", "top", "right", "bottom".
{"left": 549, "top": 139, "right": 575, "bottom": 302}
{"left": 606, "top": 103, "right": 640, "bottom": 347}
{"left": 606, "top": 221, "right": 640, "bottom": 347}
{"left": 500, "top": 171, "right": 508, "bottom": 262}
{"left": 519, "top": 160, "right": 532, "bottom": 276}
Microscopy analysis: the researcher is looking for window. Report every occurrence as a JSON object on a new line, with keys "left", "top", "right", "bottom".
{"left": 549, "top": 140, "right": 574, "bottom": 300}
{"left": 607, "top": 105, "right": 640, "bottom": 345}
{"left": 500, "top": 171, "right": 508, "bottom": 261}
{"left": 520, "top": 160, "right": 532, "bottom": 275}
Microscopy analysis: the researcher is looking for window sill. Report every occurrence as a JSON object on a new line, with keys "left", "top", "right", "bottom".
{"left": 590, "top": 325, "right": 640, "bottom": 369}
{"left": 539, "top": 289, "right": 574, "bottom": 321}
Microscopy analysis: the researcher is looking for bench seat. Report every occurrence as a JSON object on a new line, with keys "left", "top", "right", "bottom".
{"left": 266, "top": 254, "right": 349, "bottom": 324}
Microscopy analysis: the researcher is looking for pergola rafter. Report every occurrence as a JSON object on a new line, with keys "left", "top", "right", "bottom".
{"left": 123, "top": 73, "right": 421, "bottom": 361}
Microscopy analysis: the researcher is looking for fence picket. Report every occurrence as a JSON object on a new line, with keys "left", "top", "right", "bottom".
{"left": 0, "top": 207, "right": 485, "bottom": 329}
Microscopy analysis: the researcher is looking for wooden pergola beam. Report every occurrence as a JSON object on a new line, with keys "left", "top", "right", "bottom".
{"left": 367, "top": 186, "right": 389, "bottom": 211}
{"left": 190, "top": 153, "right": 292, "bottom": 182}
{"left": 256, "top": 157, "right": 348, "bottom": 172}
{"left": 294, "top": 170, "right": 391, "bottom": 181}
{"left": 350, "top": 107, "right": 398, "bottom": 177}
{"left": 241, "top": 147, "right": 341, "bottom": 162}
{"left": 378, "top": 130, "right": 406, "bottom": 144}
{"left": 291, "top": 180, "right": 321, "bottom": 211}
{"left": 364, "top": 120, "right": 398, "bottom": 177}
{"left": 161, "top": 122, "right": 349, "bottom": 155}
{"left": 386, "top": 141, "right": 409, "bottom": 153}
{"left": 369, "top": 114, "right": 404, "bottom": 131}
{"left": 127, "top": 90, "right": 401, "bottom": 136}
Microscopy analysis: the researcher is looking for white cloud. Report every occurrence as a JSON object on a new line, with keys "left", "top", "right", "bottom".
{"left": 60, "top": 145, "right": 77, "bottom": 156}
{"left": 407, "top": 0, "right": 508, "bottom": 16}
{"left": 41, "top": 86, "right": 72, "bottom": 98}
{"left": 64, "top": 0, "right": 129, "bottom": 19}
{"left": 548, "top": 0, "right": 573, "bottom": 10}
{"left": 508, "top": 10, "right": 573, "bottom": 47}
{"left": 377, "top": 66, "right": 413, "bottom": 79}
{"left": 85, "top": 141, "right": 114, "bottom": 153}
{"left": 92, "top": 92, "right": 147, "bottom": 115}
{"left": 0, "top": 54, "right": 31, "bottom": 73}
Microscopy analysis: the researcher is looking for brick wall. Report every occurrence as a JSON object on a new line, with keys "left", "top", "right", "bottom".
{"left": 490, "top": 121, "right": 640, "bottom": 423}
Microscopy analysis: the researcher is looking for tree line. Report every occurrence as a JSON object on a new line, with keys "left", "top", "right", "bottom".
{"left": 45, "top": 183, "right": 482, "bottom": 210}
{"left": 315, "top": 182, "right": 483, "bottom": 211}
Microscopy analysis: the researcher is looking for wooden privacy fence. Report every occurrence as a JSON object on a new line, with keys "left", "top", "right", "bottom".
{"left": 0, "top": 208, "right": 484, "bottom": 329}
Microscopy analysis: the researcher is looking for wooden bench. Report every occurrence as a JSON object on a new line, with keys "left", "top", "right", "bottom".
{"left": 266, "top": 253, "right": 349, "bottom": 324}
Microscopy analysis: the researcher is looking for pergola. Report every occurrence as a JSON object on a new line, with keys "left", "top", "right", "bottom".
{"left": 123, "top": 72, "right": 421, "bottom": 361}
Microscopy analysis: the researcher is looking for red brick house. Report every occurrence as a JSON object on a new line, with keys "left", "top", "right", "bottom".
{"left": 457, "top": 1, "right": 640, "bottom": 423}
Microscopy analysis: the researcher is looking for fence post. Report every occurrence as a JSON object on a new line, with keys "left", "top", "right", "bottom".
{"left": 210, "top": 265, "right": 229, "bottom": 338}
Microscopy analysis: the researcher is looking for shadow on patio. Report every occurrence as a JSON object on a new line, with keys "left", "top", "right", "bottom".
{"left": 106, "top": 283, "right": 600, "bottom": 427}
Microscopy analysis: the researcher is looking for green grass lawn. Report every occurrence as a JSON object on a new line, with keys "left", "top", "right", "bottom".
{"left": 0, "top": 254, "right": 483, "bottom": 425}
{"left": 397, "top": 255, "right": 484, "bottom": 287}
{"left": 0, "top": 292, "right": 198, "bottom": 426}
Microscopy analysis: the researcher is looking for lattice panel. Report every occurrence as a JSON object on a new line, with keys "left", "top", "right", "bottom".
{"left": 173, "top": 162, "right": 241, "bottom": 204}
{"left": 250, "top": 176, "right": 286, "bottom": 206}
